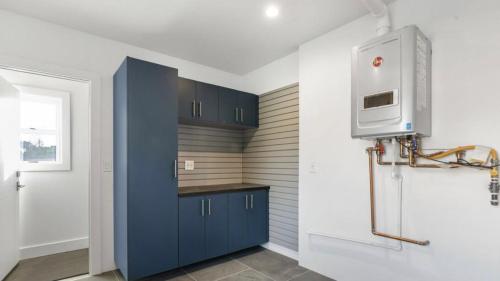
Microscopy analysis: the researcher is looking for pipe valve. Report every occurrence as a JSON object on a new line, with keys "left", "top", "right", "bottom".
{"left": 489, "top": 177, "right": 499, "bottom": 206}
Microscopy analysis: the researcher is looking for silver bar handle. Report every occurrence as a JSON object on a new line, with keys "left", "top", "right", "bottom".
{"left": 245, "top": 195, "right": 248, "bottom": 210}
{"left": 241, "top": 108, "right": 244, "bottom": 123}
{"left": 208, "top": 199, "right": 211, "bottom": 216}
{"left": 201, "top": 200, "right": 205, "bottom": 217}
{"left": 173, "top": 159, "right": 178, "bottom": 178}
{"left": 192, "top": 100, "right": 196, "bottom": 117}
{"left": 235, "top": 107, "right": 239, "bottom": 122}
{"left": 250, "top": 194, "right": 254, "bottom": 209}
{"left": 198, "top": 101, "right": 202, "bottom": 117}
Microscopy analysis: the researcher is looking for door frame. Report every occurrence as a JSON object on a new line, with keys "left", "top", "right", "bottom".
{"left": 0, "top": 55, "right": 103, "bottom": 275}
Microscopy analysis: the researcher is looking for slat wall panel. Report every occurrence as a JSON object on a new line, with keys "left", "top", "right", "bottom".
{"left": 243, "top": 84, "right": 299, "bottom": 252}
{"left": 178, "top": 125, "right": 244, "bottom": 187}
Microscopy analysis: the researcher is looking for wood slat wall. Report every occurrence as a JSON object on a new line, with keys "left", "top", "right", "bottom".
{"left": 178, "top": 125, "right": 244, "bottom": 187}
{"left": 243, "top": 84, "right": 299, "bottom": 251}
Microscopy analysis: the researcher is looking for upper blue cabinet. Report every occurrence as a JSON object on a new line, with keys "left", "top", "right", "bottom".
{"left": 178, "top": 78, "right": 259, "bottom": 128}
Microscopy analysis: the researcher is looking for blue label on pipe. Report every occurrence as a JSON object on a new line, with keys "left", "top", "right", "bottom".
{"left": 406, "top": 122, "right": 412, "bottom": 130}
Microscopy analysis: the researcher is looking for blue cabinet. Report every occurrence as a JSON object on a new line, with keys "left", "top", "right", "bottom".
{"left": 219, "top": 88, "right": 259, "bottom": 128}
{"left": 247, "top": 190, "right": 269, "bottom": 245}
{"left": 179, "top": 193, "right": 229, "bottom": 266}
{"left": 178, "top": 79, "right": 219, "bottom": 124}
{"left": 205, "top": 194, "right": 229, "bottom": 259}
{"left": 228, "top": 190, "right": 269, "bottom": 252}
{"left": 179, "top": 78, "right": 259, "bottom": 128}
{"left": 228, "top": 192, "right": 249, "bottom": 252}
{"left": 114, "top": 57, "right": 179, "bottom": 281}
{"left": 238, "top": 93, "right": 259, "bottom": 127}
{"left": 178, "top": 77, "right": 196, "bottom": 120}
{"left": 179, "top": 195, "right": 205, "bottom": 266}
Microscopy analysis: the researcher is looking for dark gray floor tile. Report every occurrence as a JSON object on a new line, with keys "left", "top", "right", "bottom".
{"left": 218, "top": 269, "right": 274, "bottom": 281}
{"left": 289, "top": 270, "right": 335, "bottom": 281}
{"left": 5, "top": 249, "right": 89, "bottom": 281}
{"left": 183, "top": 257, "right": 248, "bottom": 281}
{"left": 77, "top": 271, "right": 117, "bottom": 281}
{"left": 114, "top": 269, "right": 193, "bottom": 281}
{"left": 235, "top": 249, "right": 306, "bottom": 281}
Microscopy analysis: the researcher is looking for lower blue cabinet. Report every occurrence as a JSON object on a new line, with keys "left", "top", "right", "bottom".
{"left": 179, "top": 193, "right": 229, "bottom": 266}
{"left": 179, "top": 189, "right": 269, "bottom": 267}
{"left": 247, "top": 190, "right": 269, "bottom": 246}
{"left": 228, "top": 192, "right": 249, "bottom": 252}
{"left": 228, "top": 190, "right": 269, "bottom": 252}
{"left": 205, "top": 194, "right": 229, "bottom": 259}
{"left": 179, "top": 195, "right": 206, "bottom": 266}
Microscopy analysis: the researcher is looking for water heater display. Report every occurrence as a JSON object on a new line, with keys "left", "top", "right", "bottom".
{"left": 363, "top": 91, "right": 397, "bottom": 109}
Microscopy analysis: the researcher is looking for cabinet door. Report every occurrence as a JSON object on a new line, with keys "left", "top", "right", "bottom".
{"left": 205, "top": 194, "right": 228, "bottom": 259}
{"left": 219, "top": 88, "right": 240, "bottom": 126}
{"left": 238, "top": 93, "right": 259, "bottom": 127}
{"left": 178, "top": 77, "right": 196, "bottom": 120}
{"left": 228, "top": 192, "right": 248, "bottom": 252}
{"left": 179, "top": 196, "right": 206, "bottom": 266}
{"left": 247, "top": 190, "right": 269, "bottom": 246}
{"left": 125, "top": 57, "right": 179, "bottom": 279}
{"left": 196, "top": 82, "right": 219, "bottom": 123}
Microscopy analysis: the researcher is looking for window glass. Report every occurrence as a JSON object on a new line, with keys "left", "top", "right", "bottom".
{"left": 20, "top": 97, "right": 58, "bottom": 130}
{"left": 20, "top": 133, "right": 57, "bottom": 162}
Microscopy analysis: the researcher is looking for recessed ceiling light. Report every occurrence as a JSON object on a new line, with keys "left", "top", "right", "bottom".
{"left": 265, "top": 5, "right": 279, "bottom": 18}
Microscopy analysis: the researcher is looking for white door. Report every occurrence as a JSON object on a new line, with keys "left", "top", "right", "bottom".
{"left": 0, "top": 76, "right": 20, "bottom": 280}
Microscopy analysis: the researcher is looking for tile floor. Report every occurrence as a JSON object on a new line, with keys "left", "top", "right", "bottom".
{"left": 5, "top": 249, "right": 89, "bottom": 281}
{"left": 73, "top": 247, "right": 334, "bottom": 281}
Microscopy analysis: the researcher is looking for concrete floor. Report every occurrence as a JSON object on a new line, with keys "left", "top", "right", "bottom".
{"left": 74, "top": 247, "right": 333, "bottom": 281}
{"left": 5, "top": 249, "right": 89, "bottom": 281}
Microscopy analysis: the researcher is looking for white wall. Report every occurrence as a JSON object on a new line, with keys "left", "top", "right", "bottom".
{"left": 0, "top": 70, "right": 91, "bottom": 259}
{"left": 240, "top": 52, "right": 299, "bottom": 95}
{"left": 299, "top": 0, "right": 500, "bottom": 280}
{"left": 0, "top": 9, "right": 246, "bottom": 271}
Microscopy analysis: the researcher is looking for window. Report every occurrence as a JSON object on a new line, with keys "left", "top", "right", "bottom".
{"left": 17, "top": 85, "right": 71, "bottom": 171}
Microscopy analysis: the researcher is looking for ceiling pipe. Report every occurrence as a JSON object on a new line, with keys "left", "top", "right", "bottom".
{"left": 361, "top": 0, "right": 391, "bottom": 36}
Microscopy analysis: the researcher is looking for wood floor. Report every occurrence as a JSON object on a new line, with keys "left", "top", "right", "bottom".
{"left": 5, "top": 249, "right": 89, "bottom": 281}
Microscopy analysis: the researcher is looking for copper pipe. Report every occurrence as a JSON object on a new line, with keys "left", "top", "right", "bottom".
{"left": 367, "top": 147, "right": 430, "bottom": 246}
{"left": 375, "top": 140, "right": 409, "bottom": 165}
{"left": 408, "top": 146, "right": 441, "bottom": 169}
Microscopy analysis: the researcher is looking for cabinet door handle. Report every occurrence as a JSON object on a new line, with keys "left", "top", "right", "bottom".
{"left": 201, "top": 199, "right": 205, "bottom": 217}
{"left": 235, "top": 107, "right": 239, "bottom": 122}
{"left": 173, "top": 159, "right": 178, "bottom": 178}
{"left": 250, "top": 194, "right": 254, "bottom": 209}
{"left": 240, "top": 108, "right": 244, "bottom": 123}
{"left": 208, "top": 198, "right": 211, "bottom": 216}
{"left": 192, "top": 100, "right": 196, "bottom": 117}
{"left": 245, "top": 195, "right": 248, "bottom": 210}
{"left": 198, "top": 101, "right": 202, "bottom": 118}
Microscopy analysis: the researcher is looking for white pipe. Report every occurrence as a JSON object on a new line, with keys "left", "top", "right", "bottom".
{"left": 308, "top": 231, "right": 402, "bottom": 251}
{"left": 361, "top": 0, "right": 392, "bottom": 35}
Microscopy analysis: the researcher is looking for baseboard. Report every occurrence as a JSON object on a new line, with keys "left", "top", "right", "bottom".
{"left": 262, "top": 242, "right": 299, "bottom": 261}
{"left": 20, "top": 237, "right": 89, "bottom": 259}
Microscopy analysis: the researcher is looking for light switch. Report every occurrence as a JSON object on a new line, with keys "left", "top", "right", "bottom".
{"left": 185, "top": 160, "right": 195, "bottom": 171}
{"left": 103, "top": 161, "right": 113, "bottom": 172}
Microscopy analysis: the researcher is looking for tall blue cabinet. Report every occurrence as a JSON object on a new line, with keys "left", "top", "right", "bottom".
{"left": 114, "top": 57, "right": 179, "bottom": 281}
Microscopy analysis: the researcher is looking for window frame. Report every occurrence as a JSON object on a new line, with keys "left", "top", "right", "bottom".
{"left": 17, "top": 85, "right": 71, "bottom": 171}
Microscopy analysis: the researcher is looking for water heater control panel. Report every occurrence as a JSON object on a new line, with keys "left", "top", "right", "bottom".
{"left": 351, "top": 25, "right": 432, "bottom": 139}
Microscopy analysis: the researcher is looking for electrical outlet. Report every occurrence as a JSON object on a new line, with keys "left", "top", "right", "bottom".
{"left": 185, "top": 160, "right": 195, "bottom": 171}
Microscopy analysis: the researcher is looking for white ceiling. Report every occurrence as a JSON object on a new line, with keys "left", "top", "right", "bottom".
{"left": 0, "top": 0, "right": 389, "bottom": 74}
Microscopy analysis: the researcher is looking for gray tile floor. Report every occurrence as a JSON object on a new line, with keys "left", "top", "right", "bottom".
{"left": 5, "top": 249, "right": 89, "bottom": 281}
{"left": 76, "top": 247, "right": 334, "bottom": 281}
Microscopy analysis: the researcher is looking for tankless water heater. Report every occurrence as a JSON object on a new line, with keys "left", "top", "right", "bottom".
{"left": 351, "top": 25, "right": 432, "bottom": 139}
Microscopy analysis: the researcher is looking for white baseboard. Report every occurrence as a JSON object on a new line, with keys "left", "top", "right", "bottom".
{"left": 262, "top": 242, "right": 299, "bottom": 261}
{"left": 20, "top": 237, "right": 89, "bottom": 260}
